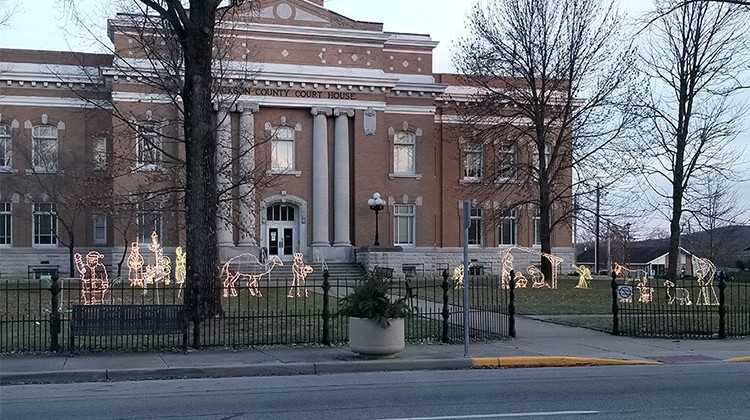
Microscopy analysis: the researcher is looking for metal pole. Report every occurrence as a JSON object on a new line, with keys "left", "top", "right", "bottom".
{"left": 595, "top": 183, "right": 600, "bottom": 274}
{"left": 374, "top": 209, "right": 380, "bottom": 246}
{"left": 462, "top": 201, "right": 471, "bottom": 357}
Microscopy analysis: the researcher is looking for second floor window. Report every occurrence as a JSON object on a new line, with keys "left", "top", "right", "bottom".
{"left": 496, "top": 142, "right": 517, "bottom": 180}
{"left": 32, "top": 125, "right": 58, "bottom": 172}
{"left": 393, "top": 131, "right": 416, "bottom": 175}
{"left": 0, "top": 124, "right": 10, "bottom": 169}
{"left": 138, "top": 200, "right": 162, "bottom": 243}
{"left": 138, "top": 123, "right": 162, "bottom": 166}
{"left": 271, "top": 126, "right": 295, "bottom": 171}
{"left": 498, "top": 207, "right": 517, "bottom": 245}
{"left": 33, "top": 203, "right": 57, "bottom": 245}
{"left": 0, "top": 202, "right": 11, "bottom": 245}
{"left": 463, "top": 143, "right": 482, "bottom": 180}
{"left": 93, "top": 138, "right": 107, "bottom": 170}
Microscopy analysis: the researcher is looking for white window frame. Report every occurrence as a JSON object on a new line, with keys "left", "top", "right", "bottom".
{"left": 0, "top": 124, "right": 11, "bottom": 170}
{"left": 533, "top": 209, "right": 541, "bottom": 246}
{"left": 498, "top": 208, "right": 517, "bottom": 246}
{"left": 32, "top": 125, "right": 58, "bottom": 172}
{"left": 462, "top": 142, "right": 483, "bottom": 181}
{"left": 497, "top": 142, "right": 517, "bottom": 181}
{"left": 271, "top": 126, "right": 296, "bottom": 172}
{"left": 393, "top": 131, "right": 416, "bottom": 175}
{"left": 468, "top": 207, "right": 483, "bottom": 246}
{"left": 33, "top": 202, "right": 57, "bottom": 246}
{"left": 533, "top": 143, "right": 552, "bottom": 171}
{"left": 393, "top": 204, "right": 415, "bottom": 246}
{"left": 137, "top": 122, "right": 162, "bottom": 168}
{"left": 93, "top": 215, "right": 107, "bottom": 245}
{"left": 138, "top": 200, "right": 162, "bottom": 243}
{"left": 0, "top": 202, "right": 11, "bottom": 246}
{"left": 93, "top": 137, "right": 107, "bottom": 170}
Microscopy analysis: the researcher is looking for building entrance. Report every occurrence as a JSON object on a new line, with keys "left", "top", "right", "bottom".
{"left": 266, "top": 204, "right": 298, "bottom": 261}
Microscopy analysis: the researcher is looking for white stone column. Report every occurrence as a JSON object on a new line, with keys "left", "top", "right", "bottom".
{"left": 311, "top": 107, "right": 332, "bottom": 247}
{"left": 238, "top": 103, "right": 259, "bottom": 248}
{"left": 333, "top": 108, "right": 354, "bottom": 247}
{"left": 216, "top": 104, "right": 234, "bottom": 247}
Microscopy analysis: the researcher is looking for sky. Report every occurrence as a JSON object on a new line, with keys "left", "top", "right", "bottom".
{"left": 0, "top": 0, "right": 747, "bottom": 235}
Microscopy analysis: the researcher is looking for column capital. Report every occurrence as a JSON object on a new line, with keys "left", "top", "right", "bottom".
{"left": 213, "top": 101, "right": 233, "bottom": 113}
{"left": 237, "top": 102, "right": 259, "bottom": 114}
{"left": 333, "top": 108, "right": 355, "bottom": 117}
{"left": 311, "top": 107, "right": 333, "bottom": 117}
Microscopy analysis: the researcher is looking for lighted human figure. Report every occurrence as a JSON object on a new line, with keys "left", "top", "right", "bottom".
{"left": 692, "top": 256, "right": 718, "bottom": 306}
{"left": 637, "top": 278, "right": 654, "bottom": 303}
{"left": 289, "top": 252, "right": 313, "bottom": 298}
{"left": 174, "top": 246, "right": 186, "bottom": 298}
{"left": 75, "top": 251, "right": 110, "bottom": 305}
{"left": 499, "top": 248, "right": 515, "bottom": 289}
{"left": 144, "top": 231, "right": 171, "bottom": 286}
{"left": 513, "top": 271, "right": 528, "bottom": 288}
{"left": 528, "top": 265, "right": 550, "bottom": 288}
{"left": 127, "top": 242, "right": 144, "bottom": 287}
{"left": 572, "top": 264, "right": 592, "bottom": 289}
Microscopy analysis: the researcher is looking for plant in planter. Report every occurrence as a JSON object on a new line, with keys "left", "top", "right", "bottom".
{"left": 339, "top": 271, "right": 411, "bottom": 355}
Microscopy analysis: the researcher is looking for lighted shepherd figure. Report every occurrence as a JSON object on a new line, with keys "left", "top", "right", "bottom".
{"left": 74, "top": 251, "right": 110, "bottom": 305}
{"left": 572, "top": 264, "right": 592, "bottom": 289}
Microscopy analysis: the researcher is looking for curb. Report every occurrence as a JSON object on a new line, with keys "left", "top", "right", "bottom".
{"left": 723, "top": 357, "right": 750, "bottom": 363}
{"left": 1, "top": 358, "right": 471, "bottom": 386}
{"left": 472, "top": 357, "right": 661, "bottom": 368}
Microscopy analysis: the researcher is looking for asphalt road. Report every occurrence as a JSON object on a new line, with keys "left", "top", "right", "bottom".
{"left": 2, "top": 363, "right": 749, "bottom": 420}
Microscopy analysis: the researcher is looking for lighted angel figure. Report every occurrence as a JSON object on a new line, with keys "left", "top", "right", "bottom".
{"left": 288, "top": 252, "right": 313, "bottom": 298}
{"left": 144, "top": 231, "right": 171, "bottom": 287}
{"left": 174, "top": 246, "right": 186, "bottom": 298}
{"left": 127, "top": 242, "right": 145, "bottom": 287}
{"left": 75, "top": 251, "right": 110, "bottom": 305}
{"left": 451, "top": 264, "right": 468, "bottom": 289}
{"left": 572, "top": 264, "right": 592, "bottom": 289}
{"left": 692, "top": 256, "right": 718, "bottom": 306}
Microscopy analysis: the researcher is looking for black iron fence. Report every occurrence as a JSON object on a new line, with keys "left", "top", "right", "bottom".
{"left": 0, "top": 270, "right": 511, "bottom": 353}
{"left": 612, "top": 274, "right": 750, "bottom": 338}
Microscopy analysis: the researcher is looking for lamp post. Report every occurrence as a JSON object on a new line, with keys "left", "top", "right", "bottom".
{"left": 368, "top": 192, "right": 385, "bottom": 246}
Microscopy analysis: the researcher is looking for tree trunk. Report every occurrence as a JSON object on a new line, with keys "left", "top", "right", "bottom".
{"left": 68, "top": 234, "right": 75, "bottom": 277}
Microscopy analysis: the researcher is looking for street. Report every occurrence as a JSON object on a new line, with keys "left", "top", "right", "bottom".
{"left": 2, "top": 363, "right": 749, "bottom": 419}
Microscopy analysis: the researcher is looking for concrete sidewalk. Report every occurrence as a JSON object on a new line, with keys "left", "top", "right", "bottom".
{"left": 1, "top": 317, "right": 748, "bottom": 385}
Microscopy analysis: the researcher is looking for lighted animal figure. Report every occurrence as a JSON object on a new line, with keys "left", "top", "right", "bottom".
{"left": 513, "top": 271, "right": 528, "bottom": 288}
{"left": 664, "top": 280, "right": 692, "bottom": 306}
{"left": 143, "top": 231, "right": 171, "bottom": 286}
{"left": 499, "top": 248, "right": 515, "bottom": 289}
{"left": 692, "top": 256, "right": 718, "bottom": 306}
{"left": 613, "top": 263, "right": 647, "bottom": 285}
{"left": 528, "top": 266, "right": 550, "bottom": 288}
{"left": 174, "top": 246, "right": 186, "bottom": 298}
{"left": 637, "top": 278, "right": 654, "bottom": 303}
{"left": 572, "top": 264, "right": 592, "bottom": 289}
{"left": 221, "top": 253, "right": 283, "bottom": 297}
{"left": 288, "top": 253, "right": 313, "bottom": 298}
{"left": 127, "top": 242, "right": 145, "bottom": 287}
{"left": 74, "top": 251, "right": 110, "bottom": 305}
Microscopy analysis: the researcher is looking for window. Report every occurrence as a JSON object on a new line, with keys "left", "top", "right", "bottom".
{"left": 497, "top": 142, "right": 517, "bottom": 180}
{"left": 271, "top": 126, "right": 295, "bottom": 171}
{"left": 393, "top": 131, "right": 416, "bottom": 175}
{"left": 138, "top": 122, "right": 162, "bottom": 166}
{"left": 33, "top": 203, "right": 57, "bottom": 245}
{"left": 0, "top": 202, "right": 10, "bottom": 245}
{"left": 32, "top": 125, "right": 58, "bottom": 172}
{"left": 93, "top": 215, "right": 107, "bottom": 244}
{"left": 0, "top": 124, "right": 10, "bottom": 169}
{"left": 463, "top": 143, "right": 482, "bottom": 180}
{"left": 498, "top": 208, "right": 517, "bottom": 245}
{"left": 533, "top": 143, "right": 552, "bottom": 171}
{"left": 267, "top": 204, "right": 296, "bottom": 221}
{"left": 533, "top": 209, "right": 541, "bottom": 245}
{"left": 393, "top": 204, "right": 415, "bottom": 246}
{"left": 138, "top": 200, "right": 162, "bottom": 243}
{"left": 93, "top": 138, "right": 107, "bottom": 170}
{"left": 468, "top": 207, "right": 482, "bottom": 246}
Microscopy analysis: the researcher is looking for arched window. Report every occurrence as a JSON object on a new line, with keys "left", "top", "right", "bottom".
{"left": 0, "top": 124, "right": 11, "bottom": 169}
{"left": 271, "top": 126, "right": 295, "bottom": 171}
{"left": 267, "top": 204, "right": 295, "bottom": 221}
{"left": 32, "top": 125, "right": 58, "bottom": 172}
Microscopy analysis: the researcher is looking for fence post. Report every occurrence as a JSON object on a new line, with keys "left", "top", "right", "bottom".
{"left": 718, "top": 276, "right": 726, "bottom": 339}
{"left": 49, "top": 272, "right": 61, "bottom": 352}
{"left": 509, "top": 270, "right": 516, "bottom": 338}
{"left": 441, "top": 269, "right": 450, "bottom": 343}
{"left": 611, "top": 271, "right": 619, "bottom": 336}
{"left": 322, "top": 270, "right": 331, "bottom": 345}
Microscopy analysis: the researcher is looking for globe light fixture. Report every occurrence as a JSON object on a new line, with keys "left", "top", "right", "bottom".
{"left": 368, "top": 192, "right": 386, "bottom": 246}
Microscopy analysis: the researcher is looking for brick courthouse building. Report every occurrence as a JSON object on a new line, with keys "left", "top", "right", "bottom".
{"left": 0, "top": 0, "right": 573, "bottom": 278}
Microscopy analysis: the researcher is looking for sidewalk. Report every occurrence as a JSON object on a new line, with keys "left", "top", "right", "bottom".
{"left": 1, "top": 317, "right": 748, "bottom": 385}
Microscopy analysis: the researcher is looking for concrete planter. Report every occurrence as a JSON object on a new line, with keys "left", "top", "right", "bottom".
{"left": 348, "top": 317, "right": 405, "bottom": 356}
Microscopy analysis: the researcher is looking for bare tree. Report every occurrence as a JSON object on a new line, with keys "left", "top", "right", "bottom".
{"left": 0, "top": 0, "right": 19, "bottom": 28}
{"left": 635, "top": 0, "right": 749, "bottom": 281}
{"left": 454, "top": 0, "right": 635, "bottom": 279}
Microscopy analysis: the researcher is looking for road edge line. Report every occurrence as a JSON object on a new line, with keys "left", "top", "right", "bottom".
{"left": 472, "top": 356, "right": 661, "bottom": 368}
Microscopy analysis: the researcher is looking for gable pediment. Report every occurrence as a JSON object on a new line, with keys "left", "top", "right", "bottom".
{"left": 226, "top": 0, "right": 382, "bottom": 31}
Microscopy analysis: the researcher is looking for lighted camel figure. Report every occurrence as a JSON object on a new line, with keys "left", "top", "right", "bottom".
{"left": 692, "top": 256, "right": 718, "bottom": 306}
{"left": 288, "top": 253, "right": 313, "bottom": 298}
{"left": 664, "top": 280, "right": 692, "bottom": 306}
{"left": 221, "top": 253, "right": 283, "bottom": 297}
{"left": 74, "top": 251, "right": 110, "bottom": 305}
{"left": 572, "top": 264, "right": 592, "bottom": 289}
{"left": 613, "top": 262, "right": 653, "bottom": 303}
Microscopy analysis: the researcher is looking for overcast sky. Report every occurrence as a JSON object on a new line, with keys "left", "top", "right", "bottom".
{"left": 0, "top": 0, "right": 747, "bottom": 234}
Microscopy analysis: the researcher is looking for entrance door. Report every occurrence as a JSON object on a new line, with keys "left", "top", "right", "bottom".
{"left": 266, "top": 204, "right": 297, "bottom": 261}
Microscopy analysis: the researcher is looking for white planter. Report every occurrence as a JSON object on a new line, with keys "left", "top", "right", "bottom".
{"left": 348, "top": 317, "right": 405, "bottom": 356}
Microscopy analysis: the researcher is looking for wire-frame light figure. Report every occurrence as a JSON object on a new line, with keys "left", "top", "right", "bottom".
{"left": 74, "top": 251, "right": 110, "bottom": 305}
{"left": 288, "top": 252, "right": 313, "bottom": 298}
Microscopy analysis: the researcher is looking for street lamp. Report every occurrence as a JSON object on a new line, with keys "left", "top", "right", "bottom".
{"left": 368, "top": 192, "right": 385, "bottom": 246}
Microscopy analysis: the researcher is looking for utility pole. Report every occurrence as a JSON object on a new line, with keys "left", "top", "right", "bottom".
{"left": 595, "top": 184, "right": 600, "bottom": 274}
